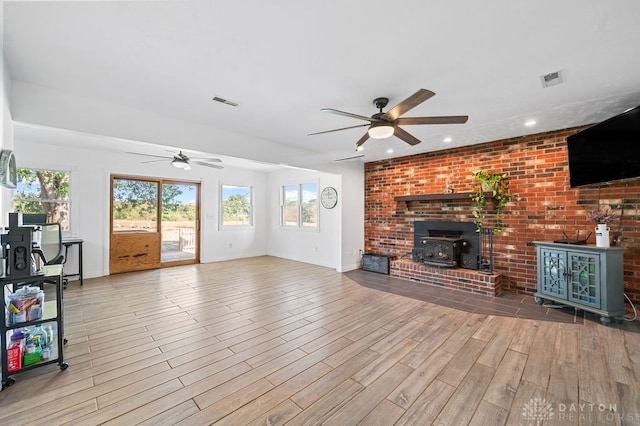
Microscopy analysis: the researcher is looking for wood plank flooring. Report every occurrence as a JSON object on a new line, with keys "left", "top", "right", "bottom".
{"left": 1, "top": 256, "right": 639, "bottom": 425}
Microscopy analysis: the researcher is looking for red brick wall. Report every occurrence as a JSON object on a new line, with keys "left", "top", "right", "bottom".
{"left": 364, "top": 126, "right": 640, "bottom": 303}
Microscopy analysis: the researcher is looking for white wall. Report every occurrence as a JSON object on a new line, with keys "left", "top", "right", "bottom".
{"left": 1, "top": 48, "right": 14, "bottom": 221}
{"left": 337, "top": 164, "right": 365, "bottom": 272}
{"left": 11, "top": 81, "right": 313, "bottom": 168}
{"left": 267, "top": 168, "right": 342, "bottom": 269}
{"left": 15, "top": 137, "right": 364, "bottom": 277}
{"left": 9, "top": 79, "right": 366, "bottom": 278}
{"left": 14, "top": 139, "right": 270, "bottom": 278}
{"left": 200, "top": 167, "right": 269, "bottom": 263}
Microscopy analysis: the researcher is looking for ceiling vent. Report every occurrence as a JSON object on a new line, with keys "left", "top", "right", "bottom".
{"left": 212, "top": 96, "right": 239, "bottom": 107}
{"left": 540, "top": 71, "right": 563, "bottom": 88}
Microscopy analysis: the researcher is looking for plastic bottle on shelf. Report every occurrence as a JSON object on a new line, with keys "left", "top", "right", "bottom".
{"left": 22, "top": 326, "right": 32, "bottom": 344}
{"left": 44, "top": 323, "right": 55, "bottom": 345}
{"left": 32, "top": 335, "right": 42, "bottom": 349}
{"left": 33, "top": 324, "right": 48, "bottom": 348}
{"left": 41, "top": 344, "right": 51, "bottom": 360}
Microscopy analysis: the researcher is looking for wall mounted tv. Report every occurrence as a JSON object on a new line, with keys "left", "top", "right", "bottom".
{"left": 567, "top": 104, "right": 640, "bottom": 187}
{"left": 567, "top": 106, "right": 640, "bottom": 188}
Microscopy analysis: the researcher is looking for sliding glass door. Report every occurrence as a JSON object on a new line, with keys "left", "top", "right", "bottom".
{"left": 110, "top": 175, "right": 200, "bottom": 274}
{"left": 161, "top": 181, "right": 199, "bottom": 264}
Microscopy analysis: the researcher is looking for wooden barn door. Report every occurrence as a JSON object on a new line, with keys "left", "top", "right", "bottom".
{"left": 110, "top": 176, "right": 161, "bottom": 274}
{"left": 109, "top": 175, "right": 201, "bottom": 274}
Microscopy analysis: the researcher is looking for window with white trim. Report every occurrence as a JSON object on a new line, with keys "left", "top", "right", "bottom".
{"left": 281, "top": 183, "right": 318, "bottom": 228}
{"left": 14, "top": 168, "right": 71, "bottom": 231}
{"left": 221, "top": 184, "right": 253, "bottom": 227}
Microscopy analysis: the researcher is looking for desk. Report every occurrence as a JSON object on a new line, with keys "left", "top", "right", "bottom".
{"left": 62, "top": 237, "right": 83, "bottom": 286}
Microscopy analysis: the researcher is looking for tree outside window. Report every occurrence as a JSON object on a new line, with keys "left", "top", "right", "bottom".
{"left": 222, "top": 185, "right": 252, "bottom": 226}
{"left": 14, "top": 169, "right": 70, "bottom": 231}
{"left": 301, "top": 183, "right": 318, "bottom": 227}
{"left": 281, "top": 183, "right": 317, "bottom": 228}
{"left": 282, "top": 185, "right": 299, "bottom": 226}
{"left": 112, "top": 178, "right": 158, "bottom": 232}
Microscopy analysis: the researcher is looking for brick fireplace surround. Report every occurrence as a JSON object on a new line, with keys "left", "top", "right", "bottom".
{"left": 364, "top": 126, "right": 640, "bottom": 303}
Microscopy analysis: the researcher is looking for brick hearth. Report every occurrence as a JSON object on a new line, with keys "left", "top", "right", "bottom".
{"left": 391, "top": 259, "right": 502, "bottom": 296}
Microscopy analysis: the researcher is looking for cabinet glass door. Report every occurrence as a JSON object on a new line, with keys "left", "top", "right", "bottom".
{"left": 540, "top": 248, "right": 567, "bottom": 298}
{"left": 567, "top": 252, "right": 600, "bottom": 308}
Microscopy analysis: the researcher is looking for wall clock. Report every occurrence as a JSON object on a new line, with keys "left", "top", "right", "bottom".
{"left": 0, "top": 149, "right": 17, "bottom": 189}
{"left": 321, "top": 186, "right": 338, "bottom": 209}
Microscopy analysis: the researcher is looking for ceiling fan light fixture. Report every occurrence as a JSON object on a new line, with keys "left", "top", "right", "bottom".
{"left": 172, "top": 158, "right": 191, "bottom": 170}
{"left": 368, "top": 122, "right": 394, "bottom": 139}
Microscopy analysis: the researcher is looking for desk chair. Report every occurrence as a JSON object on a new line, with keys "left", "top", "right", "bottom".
{"left": 32, "top": 223, "right": 67, "bottom": 287}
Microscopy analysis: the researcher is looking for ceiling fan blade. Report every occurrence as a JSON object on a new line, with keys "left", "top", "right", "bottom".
{"left": 321, "top": 108, "right": 376, "bottom": 122}
{"left": 308, "top": 123, "right": 369, "bottom": 136}
{"left": 383, "top": 89, "right": 436, "bottom": 121}
{"left": 355, "top": 132, "right": 370, "bottom": 149}
{"left": 140, "top": 158, "right": 167, "bottom": 164}
{"left": 126, "top": 152, "right": 172, "bottom": 159}
{"left": 189, "top": 157, "right": 222, "bottom": 162}
{"left": 140, "top": 159, "right": 170, "bottom": 164}
{"left": 394, "top": 126, "right": 421, "bottom": 146}
{"left": 396, "top": 115, "right": 469, "bottom": 125}
{"left": 193, "top": 161, "right": 224, "bottom": 169}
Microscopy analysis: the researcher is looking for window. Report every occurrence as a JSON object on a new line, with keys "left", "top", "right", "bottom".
{"left": 221, "top": 184, "right": 253, "bottom": 227}
{"left": 282, "top": 185, "right": 299, "bottom": 226}
{"left": 301, "top": 183, "right": 318, "bottom": 227}
{"left": 14, "top": 168, "right": 71, "bottom": 231}
{"left": 281, "top": 183, "right": 318, "bottom": 228}
{"left": 112, "top": 177, "right": 158, "bottom": 232}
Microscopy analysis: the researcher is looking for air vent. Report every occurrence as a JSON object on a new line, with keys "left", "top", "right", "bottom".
{"left": 540, "top": 71, "right": 563, "bottom": 88}
{"left": 334, "top": 154, "right": 364, "bottom": 162}
{"left": 212, "top": 96, "right": 239, "bottom": 107}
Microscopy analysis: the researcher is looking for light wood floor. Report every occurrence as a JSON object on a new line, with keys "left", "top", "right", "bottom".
{"left": 1, "top": 256, "right": 639, "bottom": 425}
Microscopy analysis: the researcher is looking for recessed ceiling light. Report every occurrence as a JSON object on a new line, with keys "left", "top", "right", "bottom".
{"left": 386, "top": 148, "right": 394, "bottom": 154}
{"left": 443, "top": 137, "right": 452, "bottom": 143}
{"left": 525, "top": 119, "right": 536, "bottom": 127}
{"left": 356, "top": 145, "right": 364, "bottom": 152}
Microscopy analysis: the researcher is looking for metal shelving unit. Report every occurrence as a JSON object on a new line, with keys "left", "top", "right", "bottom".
{"left": 1, "top": 265, "right": 68, "bottom": 390}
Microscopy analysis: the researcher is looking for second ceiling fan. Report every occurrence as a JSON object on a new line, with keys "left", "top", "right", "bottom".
{"left": 310, "top": 89, "right": 468, "bottom": 150}
{"left": 127, "top": 150, "right": 223, "bottom": 170}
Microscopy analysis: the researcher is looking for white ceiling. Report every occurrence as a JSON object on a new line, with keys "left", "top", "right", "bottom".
{"left": 4, "top": 0, "right": 640, "bottom": 168}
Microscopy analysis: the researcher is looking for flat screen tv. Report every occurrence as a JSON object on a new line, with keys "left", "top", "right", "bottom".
{"left": 567, "top": 104, "right": 640, "bottom": 188}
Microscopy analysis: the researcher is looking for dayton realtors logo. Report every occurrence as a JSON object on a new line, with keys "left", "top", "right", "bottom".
{"left": 522, "top": 398, "right": 554, "bottom": 422}
{"left": 522, "top": 399, "right": 639, "bottom": 424}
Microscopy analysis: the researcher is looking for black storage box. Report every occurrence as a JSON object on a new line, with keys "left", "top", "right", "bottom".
{"left": 362, "top": 253, "right": 394, "bottom": 274}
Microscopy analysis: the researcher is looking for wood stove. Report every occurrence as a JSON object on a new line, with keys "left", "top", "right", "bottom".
{"left": 411, "top": 221, "right": 479, "bottom": 270}
{"left": 419, "top": 236, "right": 465, "bottom": 268}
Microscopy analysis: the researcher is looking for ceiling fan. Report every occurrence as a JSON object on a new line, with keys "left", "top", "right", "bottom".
{"left": 126, "top": 150, "right": 223, "bottom": 170}
{"left": 309, "top": 89, "right": 468, "bottom": 150}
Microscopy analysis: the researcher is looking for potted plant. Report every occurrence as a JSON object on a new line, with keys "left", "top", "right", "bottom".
{"left": 587, "top": 207, "right": 620, "bottom": 247}
{"left": 470, "top": 170, "right": 511, "bottom": 232}
{"left": 586, "top": 207, "right": 620, "bottom": 225}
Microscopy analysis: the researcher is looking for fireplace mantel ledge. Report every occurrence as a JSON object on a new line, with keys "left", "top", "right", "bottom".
{"left": 394, "top": 192, "right": 492, "bottom": 202}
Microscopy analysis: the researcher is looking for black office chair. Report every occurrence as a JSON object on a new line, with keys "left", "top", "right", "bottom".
{"left": 32, "top": 223, "right": 66, "bottom": 287}
{"left": 32, "top": 223, "right": 64, "bottom": 265}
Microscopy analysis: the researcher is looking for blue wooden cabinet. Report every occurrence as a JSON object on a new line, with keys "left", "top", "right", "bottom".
{"left": 533, "top": 242, "right": 626, "bottom": 325}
